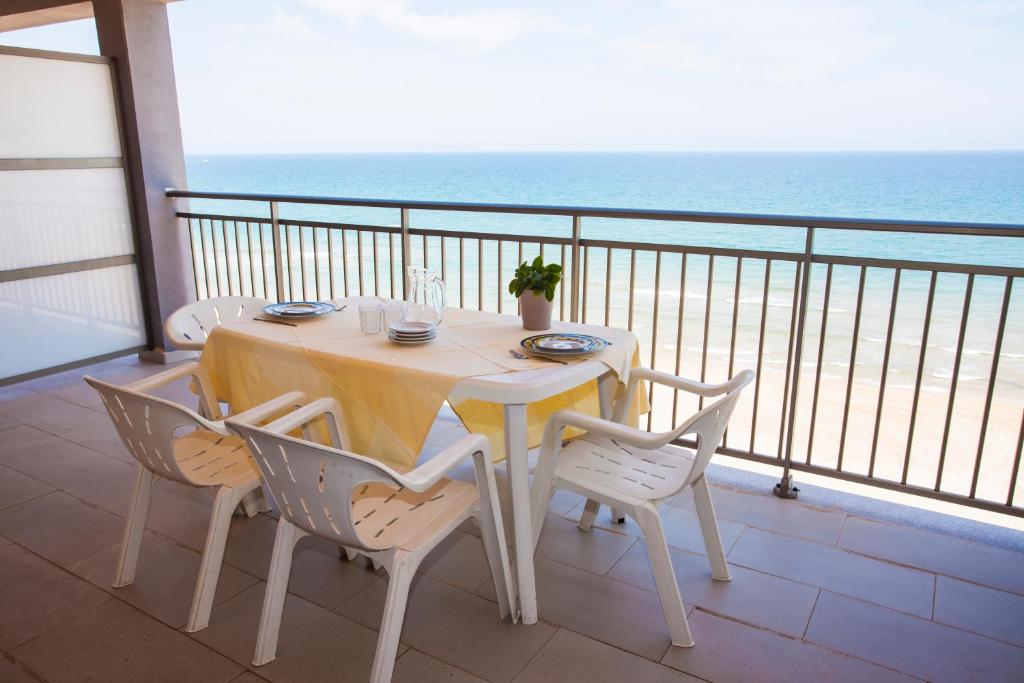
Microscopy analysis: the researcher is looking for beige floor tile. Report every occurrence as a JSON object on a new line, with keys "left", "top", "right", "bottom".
{"left": 227, "top": 673, "right": 270, "bottom": 683}
{"left": 57, "top": 419, "right": 135, "bottom": 465}
{"left": 0, "top": 535, "right": 11, "bottom": 549}
{"left": 547, "top": 488, "right": 585, "bottom": 516}
{"left": 536, "top": 512, "right": 637, "bottom": 575}
{"left": 608, "top": 540, "right": 819, "bottom": 638}
{"left": 0, "top": 655, "right": 47, "bottom": 683}
{"left": 192, "top": 584, "right": 392, "bottom": 683}
{"left": 0, "top": 426, "right": 84, "bottom": 477}
{"left": 45, "top": 381, "right": 107, "bottom": 412}
{"left": 68, "top": 530, "right": 259, "bottom": 629}
{"left": 582, "top": 501, "right": 746, "bottom": 558}
{"left": 839, "top": 516, "right": 1024, "bottom": 595}
{"left": 25, "top": 446, "right": 136, "bottom": 516}
{"left": 224, "top": 518, "right": 382, "bottom": 611}
{"left": 1, "top": 396, "right": 106, "bottom": 438}
{"left": 515, "top": 628, "right": 702, "bottom": 683}
{"left": 0, "top": 544, "right": 111, "bottom": 650}
{"left": 0, "top": 414, "right": 18, "bottom": 430}
{"left": 672, "top": 483, "right": 848, "bottom": 545}
{"left": 418, "top": 529, "right": 496, "bottom": 593}
{"left": 0, "top": 384, "right": 40, "bottom": 406}
{"left": 13, "top": 599, "right": 241, "bottom": 683}
{"left": 663, "top": 608, "right": 918, "bottom": 683}
{"left": 340, "top": 574, "right": 554, "bottom": 682}
{"left": 729, "top": 527, "right": 935, "bottom": 618}
{"left": 807, "top": 591, "right": 1024, "bottom": 682}
{"left": 477, "top": 555, "right": 676, "bottom": 661}
{"left": 0, "top": 491, "right": 125, "bottom": 567}
{"left": 0, "top": 465, "right": 53, "bottom": 511}
{"left": 393, "top": 649, "right": 488, "bottom": 683}
{"left": 145, "top": 483, "right": 264, "bottom": 551}
{"left": 933, "top": 575, "right": 1024, "bottom": 647}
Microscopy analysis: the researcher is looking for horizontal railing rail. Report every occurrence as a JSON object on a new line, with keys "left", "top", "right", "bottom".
{"left": 168, "top": 188, "right": 1024, "bottom": 517}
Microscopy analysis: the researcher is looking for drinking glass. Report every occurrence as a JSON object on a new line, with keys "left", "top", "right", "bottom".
{"left": 359, "top": 303, "right": 383, "bottom": 334}
{"left": 383, "top": 301, "right": 406, "bottom": 329}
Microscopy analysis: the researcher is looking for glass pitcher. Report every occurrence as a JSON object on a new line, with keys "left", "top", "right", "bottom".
{"left": 405, "top": 267, "right": 446, "bottom": 326}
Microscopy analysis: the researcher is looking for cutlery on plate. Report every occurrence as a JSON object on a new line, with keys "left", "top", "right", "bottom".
{"left": 253, "top": 316, "right": 298, "bottom": 326}
{"left": 509, "top": 349, "right": 568, "bottom": 365}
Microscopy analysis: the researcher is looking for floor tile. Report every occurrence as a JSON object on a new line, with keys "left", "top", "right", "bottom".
{"left": 672, "top": 483, "right": 848, "bottom": 545}
{"left": 479, "top": 555, "right": 676, "bottom": 661}
{"left": 0, "top": 426, "right": 85, "bottom": 477}
{"left": 729, "top": 528, "right": 935, "bottom": 618}
{"left": 0, "top": 464, "right": 53, "bottom": 511}
{"left": 69, "top": 530, "right": 259, "bottom": 629}
{"left": 839, "top": 516, "right": 1024, "bottom": 595}
{"left": 536, "top": 512, "right": 637, "bottom": 575}
{"left": 547, "top": 488, "right": 585, "bottom": 516}
{"left": 0, "top": 544, "right": 111, "bottom": 650}
{"left": 0, "top": 384, "right": 40, "bottom": 407}
{"left": 12, "top": 598, "right": 241, "bottom": 683}
{"left": 806, "top": 591, "right": 1024, "bottom": 682}
{"left": 0, "top": 491, "right": 125, "bottom": 567}
{"left": 608, "top": 540, "right": 819, "bottom": 637}
{"left": 418, "top": 529, "right": 496, "bottom": 593}
{"left": 663, "top": 608, "right": 918, "bottom": 683}
{"left": 24, "top": 446, "right": 136, "bottom": 516}
{"left": 0, "top": 654, "right": 47, "bottom": 683}
{"left": 224, "top": 518, "right": 382, "bottom": 611}
{"left": 1, "top": 396, "right": 106, "bottom": 439}
{"left": 227, "top": 673, "right": 270, "bottom": 683}
{"left": 393, "top": 649, "right": 488, "bottom": 683}
{"left": 57, "top": 419, "right": 135, "bottom": 465}
{"left": 515, "top": 628, "right": 702, "bottom": 683}
{"left": 341, "top": 574, "right": 554, "bottom": 682}
{"left": 146, "top": 482, "right": 264, "bottom": 551}
{"left": 582, "top": 501, "right": 746, "bottom": 558}
{"left": 192, "top": 584, "right": 391, "bottom": 683}
{"left": 933, "top": 575, "right": 1024, "bottom": 647}
{"left": 0, "top": 414, "right": 18, "bottom": 430}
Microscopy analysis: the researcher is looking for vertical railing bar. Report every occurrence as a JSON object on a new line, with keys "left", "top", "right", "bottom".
{"left": 187, "top": 218, "right": 201, "bottom": 298}
{"left": 356, "top": 230, "right": 365, "bottom": 297}
{"left": 581, "top": 246, "right": 590, "bottom": 323}
{"left": 497, "top": 240, "right": 504, "bottom": 314}
{"left": 604, "top": 247, "right": 613, "bottom": 326}
{"left": 204, "top": 219, "right": 215, "bottom": 297}
{"left": 699, "top": 255, "right": 715, "bottom": 410}
{"left": 246, "top": 222, "right": 257, "bottom": 297}
{"left": 806, "top": 263, "right": 833, "bottom": 464}
{"left": 749, "top": 259, "right": 771, "bottom": 454}
{"left": 969, "top": 277, "right": 1014, "bottom": 498}
{"left": 647, "top": 251, "right": 662, "bottom": 431}
{"left": 372, "top": 231, "right": 381, "bottom": 297}
{"left": 478, "top": 239, "right": 484, "bottom": 311}
{"left": 779, "top": 228, "right": 815, "bottom": 495}
{"left": 1007, "top": 411, "right": 1024, "bottom": 506}
{"left": 776, "top": 260, "right": 803, "bottom": 460}
{"left": 867, "top": 268, "right": 902, "bottom": 478}
{"left": 220, "top": 219, "right": 231, "bottom": 295}
{"left": 459, "top": 238, "right": 465, "bottom": 307}
{"left": 671, "top": 253, "right": 688, "bottom": 427}
{"left": 327, "top": 228, "right": 335, "bottom": 299}
{"left": 270, "top": 203, "right": 285, "bottom": 301}
{"left": 213, "top": 220, "right": 226, "bottom": 296}
{"left": 723, "top": 256, "right": 743, "bottom": 447}
{"left": 284, "top": 222, "right": 295, "bottom": 301}
{"left": 902, "top": 271, "right": 937, "bottom": 484}
{"left": 400, "top": 208, "right": 411, "bottom": 298}
{"left": 559, "top": 244, "right": 567, "bottom": 320}
{"left": 440, "top": 236, "right": 447, "bottom": 289}
{"left": 341, "top": 229, "right": 350, "bottom": 298}
{"left": 299, "top": 225, "right": 309, "bottom": 300}
{"left": 837, "top": 266, "right": 867, "bottom": 471}
{"left": 627, "top": 250, "right": 637, "bottom": 331}
{"left": 935, "top": 274, "right": 975, "bottom": 491}
{"left": 423, "top": 232, "right": 429, "bottom": 271}
{"left": 233, "top": 221, "right": 244, "bottom": 295}
{"left": 258, "top": 222, "right": 270, "bottom": 299}
{"left": 313, "top": 227, "right": 322, "bottom": 299}
{"left": 570, "top": 216, "right": 582, "bottom": 322}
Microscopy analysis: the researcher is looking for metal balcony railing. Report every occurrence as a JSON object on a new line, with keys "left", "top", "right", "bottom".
{"left": 167, "top": 188, "right": 1024, "bottom": 517}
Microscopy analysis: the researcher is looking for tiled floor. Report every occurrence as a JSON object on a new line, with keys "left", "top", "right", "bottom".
{"left": 2, "top": 356, "right": 1024, "bottom": 682}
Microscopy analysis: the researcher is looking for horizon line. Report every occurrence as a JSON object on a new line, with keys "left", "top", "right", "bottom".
{"left": 183, "top": 148, "right": 1024, "bottom": 157}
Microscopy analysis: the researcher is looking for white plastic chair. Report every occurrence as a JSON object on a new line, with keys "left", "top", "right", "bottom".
{"left": 83, "top": 363, "right": 305, "bottom": 632}
{"left": 164, "top": 296, "right": 270, "bottom": 351}
{"left": 226, "top": 397, "right": 515, "bottom": 683}
{"left": 530, "top": 368, "right": 754, "bottom": 648}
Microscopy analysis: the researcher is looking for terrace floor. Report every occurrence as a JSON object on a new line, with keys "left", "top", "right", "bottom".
{"left": 1, "top": 356, "right": 1023, "bottom": 683}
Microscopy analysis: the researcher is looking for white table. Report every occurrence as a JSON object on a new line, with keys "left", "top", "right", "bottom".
{"left": 449, "top": 361, "right": 620, "bottom": 625}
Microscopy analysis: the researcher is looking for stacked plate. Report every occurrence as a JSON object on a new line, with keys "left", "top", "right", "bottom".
{"left": 521, "top": 333, "right": 608, "bottom": 358}
{"left": 263, "top": 301, "right": 335, "bottom": 319}
{"left": 388, "top": 321, "right": 437, "bottom": 345}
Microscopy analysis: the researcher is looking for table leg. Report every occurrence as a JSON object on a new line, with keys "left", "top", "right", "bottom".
{"left": 503, "top": 402, "right": 537, "bottom": 625}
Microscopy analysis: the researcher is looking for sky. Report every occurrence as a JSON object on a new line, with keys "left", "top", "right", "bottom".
{"left": 3, "top": 0, "right": 1023, "bottom": 154}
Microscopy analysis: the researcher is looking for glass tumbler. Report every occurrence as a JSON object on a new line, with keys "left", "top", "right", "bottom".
{"left": 359, "top": 303, "right": 383, "bottom": 334}
{"left": 383, "top": 301, "right": 406, "bottom": 329}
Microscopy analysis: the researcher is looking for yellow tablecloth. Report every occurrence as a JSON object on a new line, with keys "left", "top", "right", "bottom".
{"left": 199, "top": 298, "right": 647, "bottom": 467}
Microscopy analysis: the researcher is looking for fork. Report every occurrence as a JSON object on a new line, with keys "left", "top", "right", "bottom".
{"left": 509, "top": 349, "right": 568, "bottom": 365}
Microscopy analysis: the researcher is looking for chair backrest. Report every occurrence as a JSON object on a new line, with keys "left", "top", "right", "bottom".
{"left": 84, "top": 375, "right": 216, "bottom": 486}
{"left": 227, "top": 420, "right": 406, "bottom": 552}
{"left": 670, "top": 370, "right": 754, "bottom": 487}
{"left": 164, "top": 296, "right": 270, "bottom": 350}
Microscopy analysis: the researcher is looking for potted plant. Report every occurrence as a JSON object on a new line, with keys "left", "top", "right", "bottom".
{"left": 509, "top": 256, "right": 562, "bottom": 330}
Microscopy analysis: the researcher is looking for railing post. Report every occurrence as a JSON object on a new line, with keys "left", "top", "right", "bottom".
{"left": 400, "top": 208, "right": 411, "bottom": 299}
{"left": 269, "top": 200, "right": 285, "bottom": 302}
{"left": 776, "top": 226, "right": 815, "bottom": 499}
{"left": 569, "top": 215, "right": 582, "bottom": 322}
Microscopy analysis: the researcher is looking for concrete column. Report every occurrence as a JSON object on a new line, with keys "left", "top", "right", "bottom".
{"left": 93, "top": 0, "right": 193, "bottom": 360}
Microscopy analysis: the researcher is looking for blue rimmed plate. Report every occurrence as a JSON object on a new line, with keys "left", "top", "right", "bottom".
{"left": 521, "top": 333, "right": 608, "bottom": 357}
{"left": 263, "top": 301, "right": 335, "bottom": 318}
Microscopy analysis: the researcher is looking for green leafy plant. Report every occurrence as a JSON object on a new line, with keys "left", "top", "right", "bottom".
{"left": 509, "top": 256, "right": 563, "bottom": 302}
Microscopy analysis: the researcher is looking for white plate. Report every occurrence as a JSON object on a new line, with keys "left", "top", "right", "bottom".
{"left": 389, "top": 335, "right": 434, "bottom": 345}
{"left": 389, "top": 321, "right": 436, "bottom": 334}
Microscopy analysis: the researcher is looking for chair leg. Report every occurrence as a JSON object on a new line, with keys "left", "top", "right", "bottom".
{"left": 253, "top": 519, "right": 303, "bottom": 666}
{"left": 577, "top": 498, "right": 600, "bottom": 532}
{"left": 113, "top": 465, "right": 155, "bottom": 588}
{"left": 691, "top": 475, "right": 731, "bottom": 581}
{"left": 186, "top": 485, "right": 244, "bottom": 632}
{"left": 239, "top": 490, "right": 261, "bottom": 517}
{"left": 634, "top": 503, "right": 694, "bottom": 648}
{"left": 370, "top": 553, "right": 417, "bottom": 683}
{"left": 610, "top": 507, "right": 626, "bottom": 524}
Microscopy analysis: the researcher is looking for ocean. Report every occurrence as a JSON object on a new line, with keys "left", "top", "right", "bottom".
{"left": 183, "top": 152, "right": 1024, "bottom": 499}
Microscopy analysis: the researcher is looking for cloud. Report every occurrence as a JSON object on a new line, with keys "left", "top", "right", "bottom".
{"left": 613, "top": 37, "right": 721, "bottom": 75}
{"left": 270, "top": 3, "right": 320, "bottom": 42}
{"left": 300, "top": 0, "right": 554, "bottom": 51}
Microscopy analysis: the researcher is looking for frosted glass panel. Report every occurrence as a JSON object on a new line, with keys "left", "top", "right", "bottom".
{"left": 0, "top": 265, "right": 146, "bottom": 378}
{"left": 0, "top": 53, "right": 121, "bottom": 159}
{"left": 0, "top": 168, "right": 133, "bottom": 270}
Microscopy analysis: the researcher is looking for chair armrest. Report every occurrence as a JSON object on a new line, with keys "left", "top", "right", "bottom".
{"left": 126, "top": 362, "right": 222, "bottom": 419}
{"left": 630, "top": 367, "right": 749, "bottom": 397}
{"left": 226, "top": 391, "right": 308, "bottom": 427}
{"left": 257, "top": 397, "right": 349, "bottom": 449}
{"left": 549, "top": 409, "right": 666, "bottom": 450}
{"left": 392, "top": 434, "right": 490, "bottom": 492}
